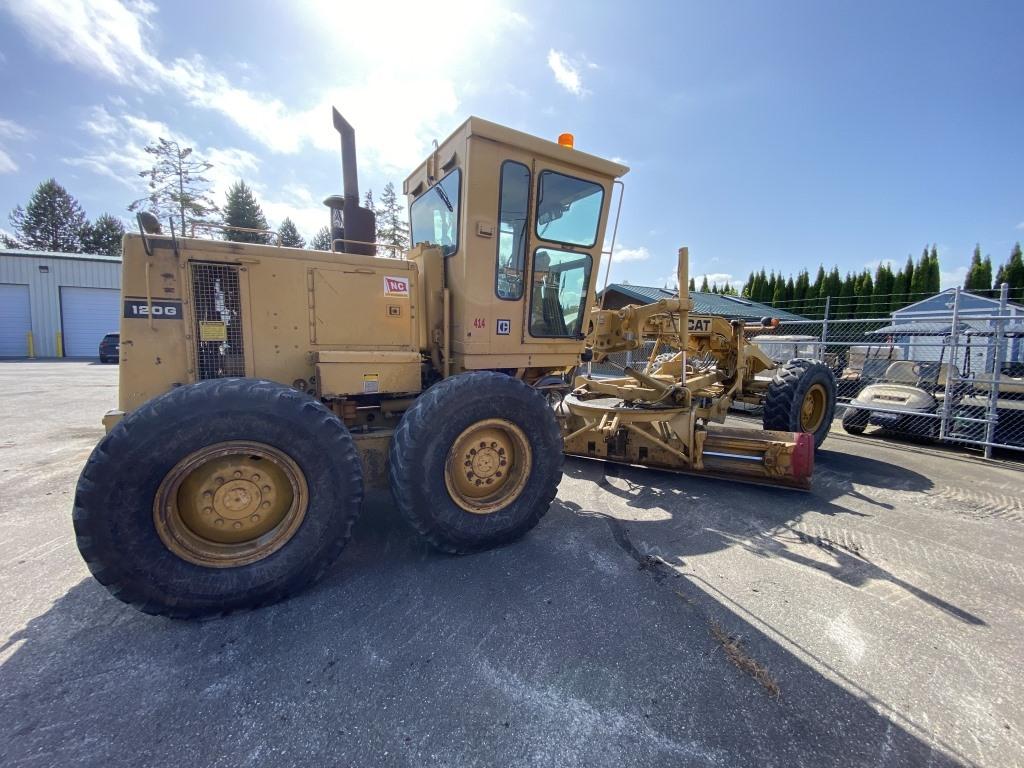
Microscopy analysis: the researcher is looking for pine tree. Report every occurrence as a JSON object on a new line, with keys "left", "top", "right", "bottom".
{"left": 899, "top": 255, "right": 915, "bottom": 307}
{"left": 375, "top": 182, "right": 409, "bottom": 257}
{"left": 980, "top": 254, "right": 993, "bottom": 294}
{"left": 222, "top": 181, "right": 269, "bottom": 244}
{"left": 278, "top": 217, "right": 305, "bottom": 248}
{"left": 699, "top": 275, "right": 710, "bottom": 292}
{"left": 130, "top": 138, "right": 217, "bottom": 233}
{"left": 81, "top": 213, "right": 126, "bottom": 256}
{"left": 965, "top": 245, "right": 983, "bottom": 291}
{"left": 8, "top": 178, "right": 88, "bottom": 252}
{"left": 688, "top": 277, "right": 696, "bottom": 292}
{"left": 994, "top": 243, "right": 1024, "bottom": 301}
{"left": 741, "top": 272, "right": 754, "bottom": 297}
{"left": 928, "top": 245, "right": 940, "bottom": 293}
{"left": 309, "top": 226, "right": 332, "bottom": 251}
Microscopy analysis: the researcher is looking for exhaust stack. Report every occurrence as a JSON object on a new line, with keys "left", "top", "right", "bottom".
{"left": 323, "top": 108, "right": 377, "bottom": 256}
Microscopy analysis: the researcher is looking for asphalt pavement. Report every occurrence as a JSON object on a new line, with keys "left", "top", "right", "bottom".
{"left": 1, "top": 361, "right": 1022, "bottom": 767}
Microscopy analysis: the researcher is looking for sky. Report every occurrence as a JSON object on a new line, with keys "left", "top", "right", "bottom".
{"left": 0, "top": 0, "right": 1022, "bottom": 292}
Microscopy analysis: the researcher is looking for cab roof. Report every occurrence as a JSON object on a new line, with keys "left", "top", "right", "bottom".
{"left": 404, "top": 116, "right": 629, "bottom": 195}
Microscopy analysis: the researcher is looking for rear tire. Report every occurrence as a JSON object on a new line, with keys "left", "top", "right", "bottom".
{"left": 841, "top": 407, "right": 869, "bottom": 435}
{"left": 73, "top": 378, "right": 363, "bottom": 618}
{"left": 389, "top": 371, "right": 563, "bottom": 554}
{"left": 763, "top": 359, "right": 837, "bottom": 449}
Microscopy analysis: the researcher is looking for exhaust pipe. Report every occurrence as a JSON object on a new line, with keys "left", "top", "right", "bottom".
{"left": 323, "top": 107, "right": 377, "bottom": 256}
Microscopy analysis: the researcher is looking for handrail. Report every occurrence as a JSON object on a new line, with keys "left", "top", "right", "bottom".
{"left": 330, "top": 238, "right": 405, "bottom": 257}
{"left": 188, "top": 220, "right": 283, "bottom": 246}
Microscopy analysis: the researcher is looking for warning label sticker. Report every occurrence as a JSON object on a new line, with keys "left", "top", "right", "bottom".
{"left": 384, "top": 275, "right": 410, "bottom": 297}
{"left": 363, "top": 374, "right": 380, "bottom": 394}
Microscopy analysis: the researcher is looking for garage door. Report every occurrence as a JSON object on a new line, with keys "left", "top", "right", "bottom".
{"left": 60, "top": 287, "right": 121, "bottom": 358}
{"left": 0, "top": 283, "right": 31, "bottom": 357}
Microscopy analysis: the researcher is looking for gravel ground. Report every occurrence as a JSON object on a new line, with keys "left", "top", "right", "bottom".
{"left": 1, "top": 361, "right": 1022, "bottom": 767}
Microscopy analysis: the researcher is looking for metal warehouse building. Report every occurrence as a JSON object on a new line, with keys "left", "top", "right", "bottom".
{"left": 0, "top": 249, "right": 122, "bottom": 358}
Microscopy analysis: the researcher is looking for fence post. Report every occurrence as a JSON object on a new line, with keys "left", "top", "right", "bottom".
{"left": 819, "top": 295, "right": 831, "bottom": 360}
{"left": 983, "top": 283, "right": 1009, "bottom": 458}
{"left": 939, "top": 287, "right": 962, "bottom": 440}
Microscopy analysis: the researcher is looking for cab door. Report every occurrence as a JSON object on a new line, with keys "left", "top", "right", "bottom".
{"left": 522, "top": 164, "right": 610, "bottom": 348}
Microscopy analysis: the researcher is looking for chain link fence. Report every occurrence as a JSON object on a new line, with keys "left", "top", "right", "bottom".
{"left": 591, "top": 285, "right": 1024, "bottom": 457}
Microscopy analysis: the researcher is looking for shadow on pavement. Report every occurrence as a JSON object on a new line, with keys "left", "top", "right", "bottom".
{"left": 0, "top": 482, "right": 971, "bottom": 767}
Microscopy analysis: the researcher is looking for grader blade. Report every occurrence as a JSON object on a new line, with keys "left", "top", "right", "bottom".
{"left": 560, "top": 394, "right": 814, "bottom": 490}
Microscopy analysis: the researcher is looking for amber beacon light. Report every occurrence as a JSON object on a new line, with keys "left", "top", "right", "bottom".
{"left": 557, "top": 132, "right": 574, "bottom": 149}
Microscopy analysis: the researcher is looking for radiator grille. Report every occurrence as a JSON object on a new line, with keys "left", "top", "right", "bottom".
{"left": 190, "top": 262, "right": 246, "bottom": 380}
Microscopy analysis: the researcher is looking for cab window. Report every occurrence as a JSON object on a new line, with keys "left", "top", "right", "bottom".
{"left": 535, "top": 171, "right": 604, "bottom": 248}
{"left": 410, "top": 169, "right": 461, "bottom": 256}
{"left": 529, "top": 248, "right": 592, "bottom": 338}
{"left": 495, "top": 161, "right": 530, "bottom": 300}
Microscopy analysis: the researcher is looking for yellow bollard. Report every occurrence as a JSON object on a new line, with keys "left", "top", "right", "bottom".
{"left": 26, "top": 331, "right": 35, "bottom": 358}
{"left": 56, "top": 331, "right": 63, "bottom": 358}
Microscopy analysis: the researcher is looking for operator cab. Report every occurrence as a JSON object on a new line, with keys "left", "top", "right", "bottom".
{"left": 403, "top": 118, "right": 628, "bottom": 375}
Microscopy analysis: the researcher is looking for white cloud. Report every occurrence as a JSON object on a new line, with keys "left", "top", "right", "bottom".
{"left": 605, "top": 243, "right": 650, "bottom": 262}
{"left": 547, "top": 49, "right": 588, "bottom": 96}
{"left": 693, "top": 272, "right": 740, "bottom": 291}
{"left": 68, "top": 104, "right": 327, "bottom": 240}
{"left": 6, "top": 0, "right": 520, "bottom": 173}
{"left": 0, "top": 117, "right": 31, "bottom": 174}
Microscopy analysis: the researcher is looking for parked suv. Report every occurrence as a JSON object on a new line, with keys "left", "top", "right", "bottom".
{"left": 98, "top": 333, "right": 120, "bottom": 364}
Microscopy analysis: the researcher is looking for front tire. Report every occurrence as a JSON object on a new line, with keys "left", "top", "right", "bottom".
{"left": 763, "top": 359, "right": 837, "bottom": 449}
{"left": 841, "top": 407, "right": 869, "bottom": 435}
{"left": 389, "top": 371, "right": 563, "bottom": 554}
{"left": 73, "top": 378, "right": 363, "bottom": 618}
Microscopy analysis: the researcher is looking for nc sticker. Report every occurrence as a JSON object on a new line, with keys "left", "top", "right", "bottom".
{"left": 383, "top": 275, "right": 410, "bottom": 297}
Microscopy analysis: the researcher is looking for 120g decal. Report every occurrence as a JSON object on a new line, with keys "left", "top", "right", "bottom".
{"left": 123, "top": 299, "right": 183, "bottom": 320}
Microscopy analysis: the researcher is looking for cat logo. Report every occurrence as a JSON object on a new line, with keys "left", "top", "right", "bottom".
{"left": 687, "top": 317, "right": 711, "bottom": 333}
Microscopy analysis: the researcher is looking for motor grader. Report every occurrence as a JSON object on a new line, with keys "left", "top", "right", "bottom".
{"left": 74, "top": 109, "right": 836, "bottom": 618}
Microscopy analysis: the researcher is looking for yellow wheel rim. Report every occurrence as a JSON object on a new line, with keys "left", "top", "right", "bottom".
{"left": 800, "top": 383, "right": 828, "bottom": 433}
{"left": 154, "top": 441, "right": 307, "bottom": 568}
{"left": 444, "top": 419, "right": 532, "bottom": 515}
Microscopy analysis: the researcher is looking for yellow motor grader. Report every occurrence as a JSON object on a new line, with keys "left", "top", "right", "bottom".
{"left": 74, "top": 109, "right": 835, "bottom": 617}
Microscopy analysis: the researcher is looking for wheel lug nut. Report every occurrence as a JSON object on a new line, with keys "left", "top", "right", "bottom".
{"left": 233, "top": 471, "right": 242, "bottom": 479}
{"left": 202, "top": 491, "right": 213, "bottom": 501}
{"left": 261, "top": 501, "right": 270, "bottom": 509}
{"left": 250, "top": 514, "right": 260, "bottom": 522}
{"left": 202, "top": 506, "right": 212, "bottom": 514}
{"left": 232, "top": 521, "right": 242, "bottom": 529}
{"left": 214, "top": 519, "right": 225, "bottom": 526}
{"left": 252, "top": 474, "right": 260, "bottom": 482}
{"left": 215, "top": 476, "right": 225, "bottom": 486}
{"left": 262, "top": 485, "right": 271, "bottom": 493}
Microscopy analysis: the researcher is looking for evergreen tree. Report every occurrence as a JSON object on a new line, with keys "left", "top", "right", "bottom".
{"left": 130, "top": 138, "right": 217, "bottom": 233}
{"left": 688, "top": 277, "right": 696, "bottom": 292}
{"left": 838, "top": 272, "right": 856, "bottom": 319}
{"left": 375, "top": 182, "right": 409, "bottom": 257}
{"left": 278, "top": 217, "right": 305, "bottom": 248}
{"left": 826, "top": 266, "right": 842, "bottom": 303}
{"left": 910, "top": 247, "right": 929, "bottom": 296}
{"left": 771, "top": 275, "right": 785, "bottom": 306}
{"left": 741, "top": 272, "right": 754, "bottom": 297}
{"left": 994, "top": 242, "right": 1024, "bottom": 301}
{"left": 222, "top": 181, "right": 270, "bottom": 244}
{"left": 925, "top": 245, "right": 939, "bottom": 293}
{"left": 899, "top": 255, "right": 915, "bottom": 307}
{"left": 855, "top": 270, "right": 874, "bottom": 317}
{"left": 794, "top": 269, "right": 809, "bottom": 313}
{"left": 699, "top": 275, "right": 710, "bottom": 292}
{"left": 755, "top": 269, "right": 768, "bottom": 302}
{"left": 81, "top": 213, "right": 126, "bottom": 256}
{"left": 8, "top": 178, "right": 88, "bottom": 252}
{"left": 309, "top": 226, "right": 332, "bottom": 251}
